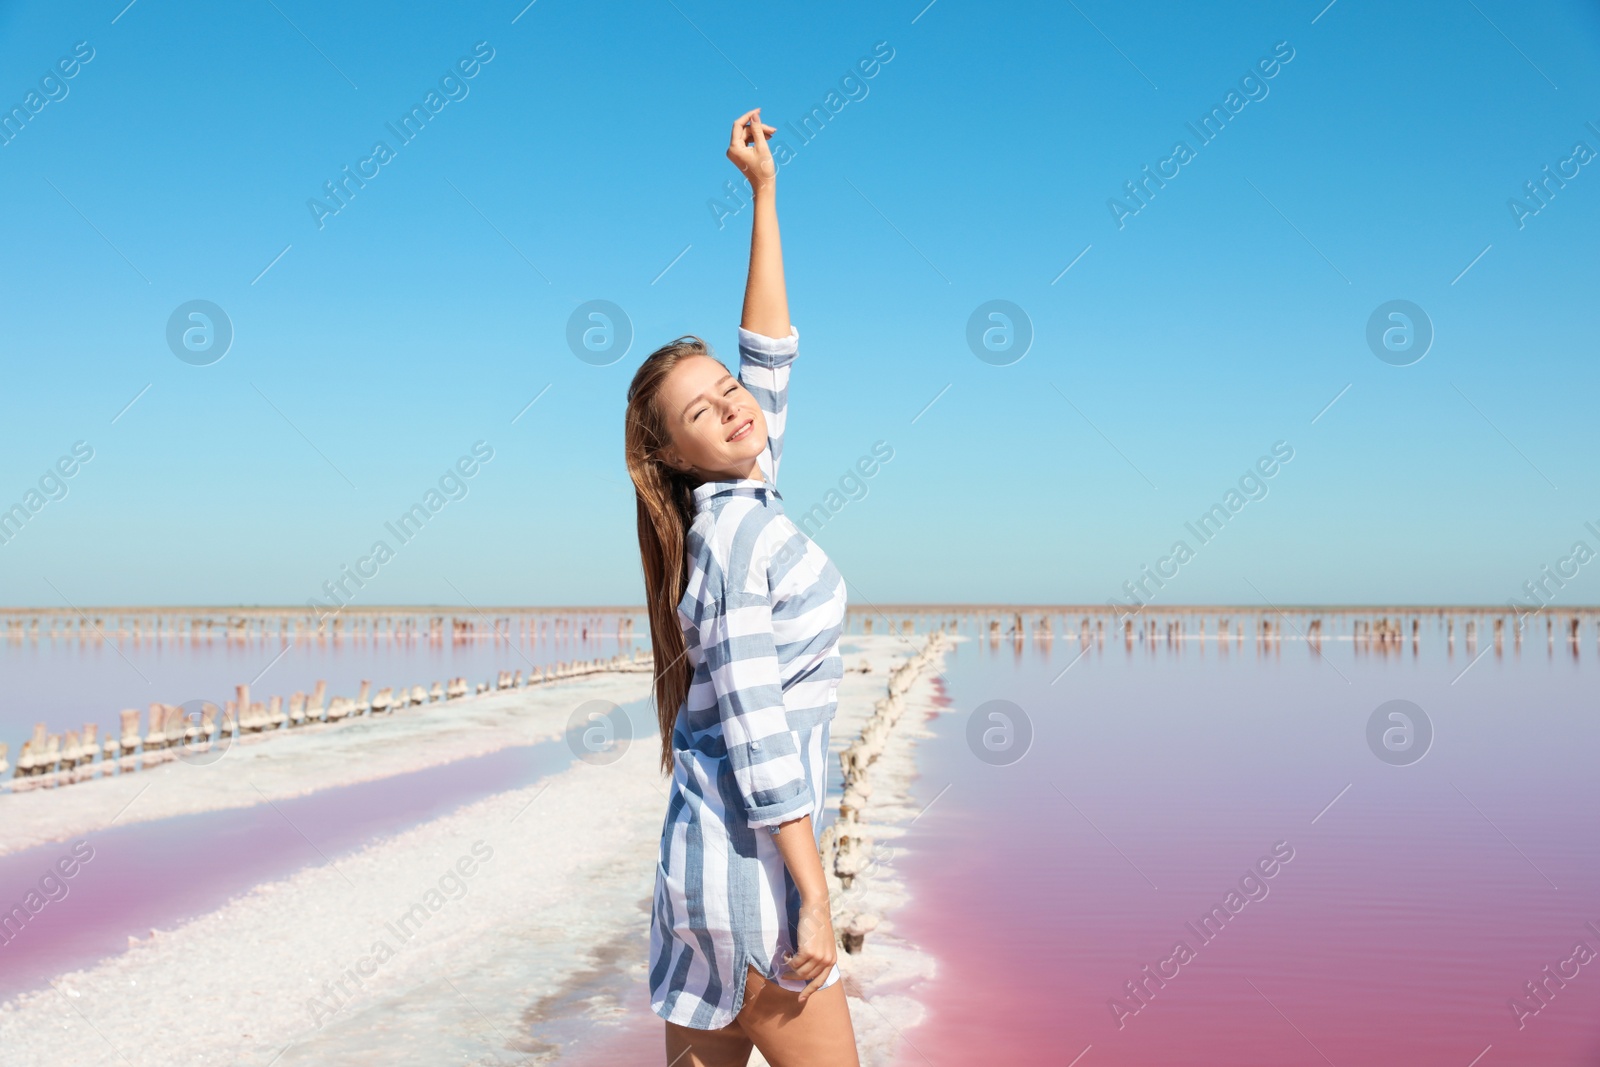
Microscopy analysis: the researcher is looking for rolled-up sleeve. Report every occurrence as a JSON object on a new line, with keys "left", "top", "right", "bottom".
{"left": 701, "top": 583, "right": 813, "bottom": 832}
{"left": 737, "top": 324, "right": 799, "bottom": 485}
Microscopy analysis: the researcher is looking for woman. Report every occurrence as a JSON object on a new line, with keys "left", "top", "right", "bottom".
{"left": 624, "top": 108, "right": 861, "bottom": 1066}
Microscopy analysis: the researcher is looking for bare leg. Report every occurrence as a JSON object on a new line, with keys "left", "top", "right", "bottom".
{"left": 665, "top": 1015, "right": 755, "bottom": 1067}
{"left": 734, "top": 963, "right": 860, "bottom": 1067}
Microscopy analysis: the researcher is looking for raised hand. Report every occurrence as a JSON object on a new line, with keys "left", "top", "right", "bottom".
{"left": 727, "top": 107, "right": 779, "bottom": 192}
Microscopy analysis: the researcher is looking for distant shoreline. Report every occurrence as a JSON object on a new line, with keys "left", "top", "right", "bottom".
{"left": 3, "top": 604, "right": 1594, "bottom": 615}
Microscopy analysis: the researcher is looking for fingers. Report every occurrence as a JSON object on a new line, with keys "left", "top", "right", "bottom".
{"left": 751, "top": 109, "right": 771, "bottom": 153}
{"left": 748, "top": 110, "right": 777, "bottom": 183}
{"left": 783, "top": 949, "right": 835, "bottom": 1000}
{"left": 799, "top": 964, "right": 831, "bottom": 1001}
{"left": 728, "top": 108, "right": 760, "bottom": 150}
{"left": 729, "top": 110, "right": 773, "bottom": 150}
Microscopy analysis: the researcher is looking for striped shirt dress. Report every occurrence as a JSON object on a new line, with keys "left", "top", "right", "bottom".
{"left": 648, "top": 322, "right": 849, "bottom": 1031}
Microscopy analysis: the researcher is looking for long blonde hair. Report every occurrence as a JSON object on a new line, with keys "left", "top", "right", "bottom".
{"left": 625, "top": 335, "right": 720, "bottom": 776}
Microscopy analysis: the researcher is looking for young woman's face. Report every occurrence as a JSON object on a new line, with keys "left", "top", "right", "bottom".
{"left": 655, "top": 354, "right": 768, "bottom": 481}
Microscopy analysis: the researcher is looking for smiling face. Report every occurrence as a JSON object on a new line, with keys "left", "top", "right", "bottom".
{"left": 653, "top": 353, "right": 768, "bottom": 482}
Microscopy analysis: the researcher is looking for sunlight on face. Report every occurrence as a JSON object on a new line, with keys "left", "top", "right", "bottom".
{"left": 655, "top": 354, "right": 768, "bottom": 481}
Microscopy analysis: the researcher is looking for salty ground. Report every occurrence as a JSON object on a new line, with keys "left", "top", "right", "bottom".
{"left": 0, "top": 631, "right": 955, "bottom": 1066}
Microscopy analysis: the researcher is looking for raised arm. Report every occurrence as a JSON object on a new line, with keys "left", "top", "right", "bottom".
{"left": 737, "top": 325, "right": 797, "bottom": 485}
{"left": 727, "top": 107, "right": 789, "bottom": 337}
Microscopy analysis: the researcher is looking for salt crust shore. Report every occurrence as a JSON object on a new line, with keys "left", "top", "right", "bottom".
{"left": 801, "top": 632, "right": 956, "bottom": 1067}
{"left": 0, "top": 671, "right": 655, "bottom": 859}
{"left": 0, "top": 634, "right": 954, "bottom": 1065}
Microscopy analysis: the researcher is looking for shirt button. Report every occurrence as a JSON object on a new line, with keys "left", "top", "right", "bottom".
{"left": 750, "top": 741, "right": 761, "bottom": 750}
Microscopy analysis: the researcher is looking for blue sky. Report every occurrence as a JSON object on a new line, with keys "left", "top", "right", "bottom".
{"left": 1, "top": 0, "right": 1597, "bottom": 609}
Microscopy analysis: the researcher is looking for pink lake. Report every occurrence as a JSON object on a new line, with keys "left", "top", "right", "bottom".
{"left": 885, "top": 616, "right": 1600, "bottom": 1065}
{"left": 6, "top": 611, "right": 1599, "bottom": 1066}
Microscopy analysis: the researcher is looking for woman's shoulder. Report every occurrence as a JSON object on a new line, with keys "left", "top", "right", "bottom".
{"left": 684, "top": 497, "right": 788, "bottom": 602}
{"left": 689, "top": 496, "right": 786, "bottom": 561}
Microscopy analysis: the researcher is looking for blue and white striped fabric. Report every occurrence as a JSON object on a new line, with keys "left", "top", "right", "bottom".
{"left": 649, "top": 323, "right": 849, "bottom": 1031}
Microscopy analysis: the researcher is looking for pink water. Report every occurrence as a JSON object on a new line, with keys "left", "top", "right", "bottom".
{"left": 888, "top": 621, "right": 1600, "bottom": 1065}
{"left": 7, "top": 613, "right": 1599, "bottom": 1065}
{"left": 0, "top": 611, "right": 644, "bottom": 743}
{"left": 0, "top": 731, "right": 588, "bottom": 1000}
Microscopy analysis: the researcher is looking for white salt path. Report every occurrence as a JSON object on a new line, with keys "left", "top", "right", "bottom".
{"left": 0, "top": 671, "right": 655, "bottom": 860}
{"left": 804, "top": 632, "right": 956, "bottom": 1067}
{"left": 0, "top": 634, "right": 956, "bottom": 1066}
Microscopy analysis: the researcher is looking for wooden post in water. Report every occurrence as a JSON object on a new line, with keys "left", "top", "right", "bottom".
{"left": 199, "top": 703, "right": 218, "bottom": 753}
{"left": 144, "top": 704, "right": 167, "bottom": 752}
{"left": 118, "top": 710, "right": 140, "bottom": 767}
{"left": 163, "top": 708, "right": 188, "bottom": 752}
{"left": 76, "top": 725, "right": 97, "bottom": 777}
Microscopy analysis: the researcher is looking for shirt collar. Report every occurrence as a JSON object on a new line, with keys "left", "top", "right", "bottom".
{"left": 691, "top": 477, "right": 783, "bottom": 513}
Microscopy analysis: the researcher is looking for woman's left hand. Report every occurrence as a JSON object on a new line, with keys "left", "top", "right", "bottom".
{"left": 782, "top": 894, "right": 838, "bottom": 1001}
{"left": 727, "top": 107, "right": 778, "bottom": 191}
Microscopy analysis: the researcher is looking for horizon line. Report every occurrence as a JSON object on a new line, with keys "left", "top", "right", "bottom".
{"left": 0, "top": 603, "right": 1591, "bottom": 615}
